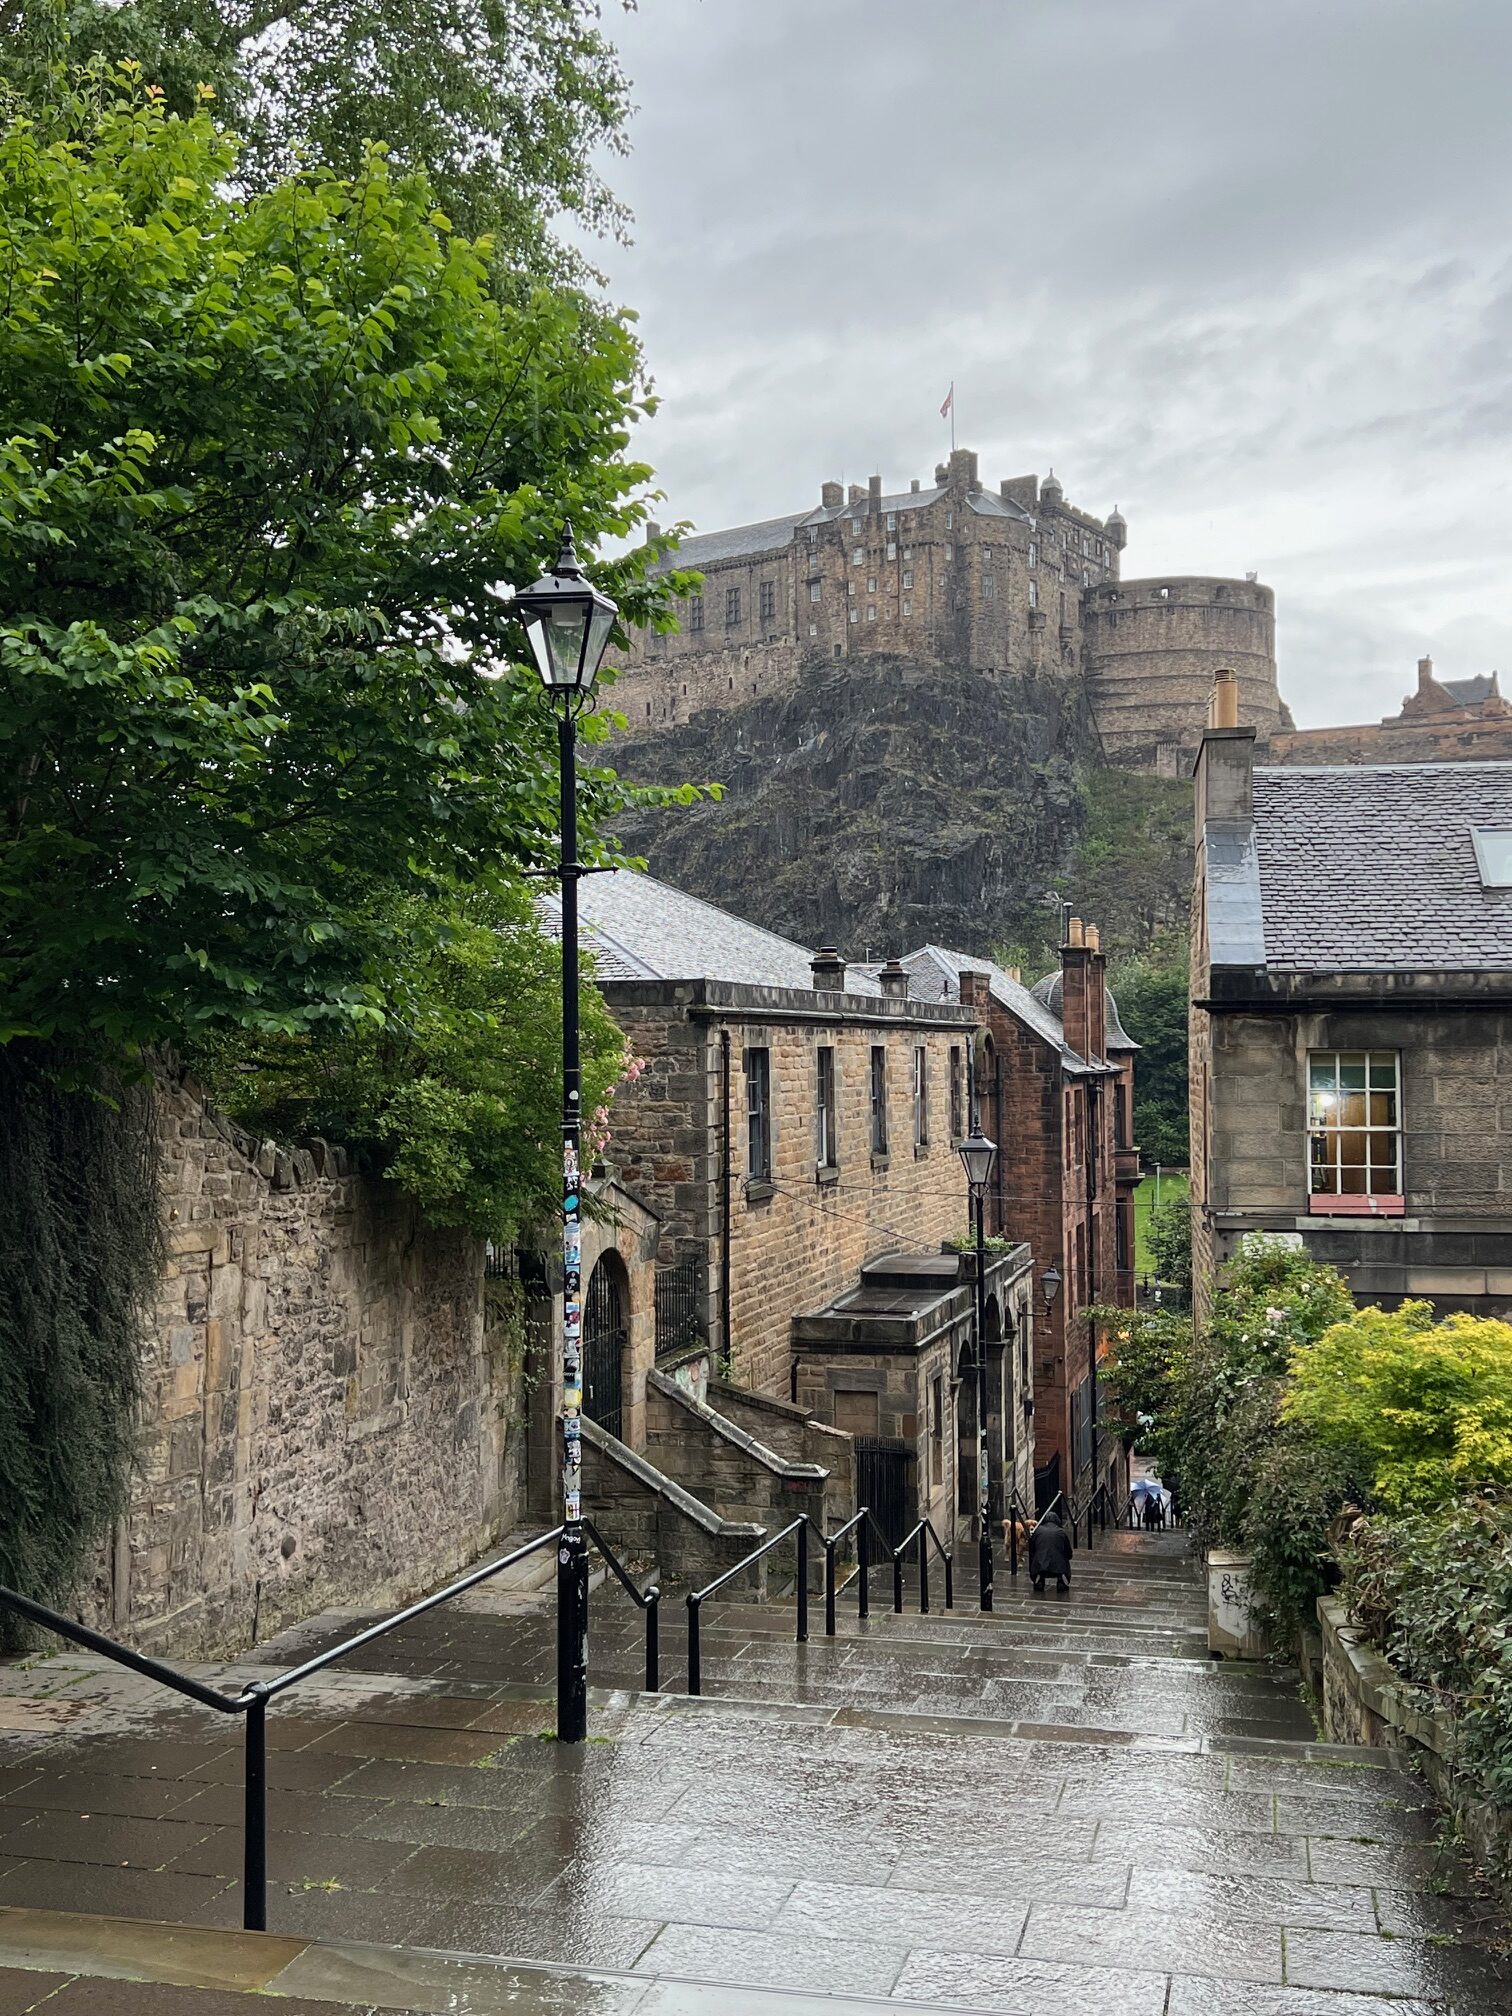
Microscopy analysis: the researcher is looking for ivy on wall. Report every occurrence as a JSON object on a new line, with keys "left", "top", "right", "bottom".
{"left": 0, "top": 1047, "right": 162, "bottom": 1640}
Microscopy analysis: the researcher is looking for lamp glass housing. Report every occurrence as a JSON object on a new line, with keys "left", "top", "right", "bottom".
{"left": 512, "top": 530, "right": 619, "bottom": 696}
{"left": 1040, "top": 1263, "right": 1062, "bottom": 1308}
{"left": 958, "top": 1128, "right": 997, "bottom": 1195}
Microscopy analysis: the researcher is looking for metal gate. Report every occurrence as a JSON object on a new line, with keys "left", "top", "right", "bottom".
{"left": 583, "top": 1259, "right": 626, "bottom": 1442}
{"left": 857, "top": 1437, "right": 915, "bottom": 1549}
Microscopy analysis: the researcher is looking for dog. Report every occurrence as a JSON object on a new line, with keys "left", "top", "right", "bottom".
{"left": 1003, "top": 1515, "right": 1035, "bottom": 1562}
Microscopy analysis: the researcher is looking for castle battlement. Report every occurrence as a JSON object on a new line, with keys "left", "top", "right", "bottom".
{"left": 607, "top": 448, "right": 1284, "bottom": 771}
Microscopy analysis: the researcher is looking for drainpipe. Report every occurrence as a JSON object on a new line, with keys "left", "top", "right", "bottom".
{"left": 720, "top": 1028, "right": 733, "bottom": 1373}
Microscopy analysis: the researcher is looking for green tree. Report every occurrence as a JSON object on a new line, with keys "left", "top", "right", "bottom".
{"left": 1146, "top": 1190, "right": 1192, "bottom": 1306}
{"left": 1109, "top": 947, "right": 1188, "bottom": 1167}
{"left": 0, "top": 0, "right": 633, "bottom": 272}
{"left": 1285, "top": 1303, "right": 1512, "bottom": 1511}
{"left": 1086, "top": 1301, "right": 1191, "bottom": 1475}
{"left": 0, "top": 68, "right": 688, "bottom": 1060}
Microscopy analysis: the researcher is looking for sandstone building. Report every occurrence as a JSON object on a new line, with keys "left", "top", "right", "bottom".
{"left": 1190, "top": 687, "right": 1512, "bottom": 1323}
{"left": 1271, "top": 656, "right": 1512, "bottom": 768}
{"left": 610, "top": 445, "right": 1287, "bottom": 770}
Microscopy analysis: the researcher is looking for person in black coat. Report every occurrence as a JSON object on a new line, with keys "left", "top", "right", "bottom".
{"left": 1028, "top": 1507, "right": 1073, "bottom": 1594}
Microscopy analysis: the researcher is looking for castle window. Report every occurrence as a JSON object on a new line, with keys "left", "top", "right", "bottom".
{"left": 1158, "top": 585, "right": 1171, "bottom": 600}
{"left": 810, "top": 581, "right": 821, "bottom": 603}
{"left": 808, "top": 525, "right": 819, "bottom": 544}
{"left": 1083, "top": 569, "right": 1091, "bottom": 588}
{"left": 903, "top": 545, "right": 913, "bottom": 560}
{"left": 868, "top": 577, "right": 876, "bottom": 593}
{"left": 902, "top": 598, "right": 912, "bottom": 616}
{"left": 853, "top": 547, "right": 864, "bottom": 565}
{"left": 809, "top": 623, "right": 818, "bottom": 637}
{"left": 849, "top": 608, "right": 859, "bottom": 624}
{"left": 886, "top": 511, "right": 897, "bottom": 531}
{"left": 1028, "top": 580, "right": 1038, "bottom": 609}
{"left": 887, "top": 541, "right": 896, "bottom": 560}
{"left": 725, "top": 587, "right": 742, "bottom": 627}
{"left": 902, "top": 571, "right": 913, "bottom": 590}
{"left": 1028, "top": 542, "right": 1038, "bottom": 568}
{"left": 848, "top": 580, "right": 855, "bottom": 596}
{"left": 760, "top": 580, "right": 775, "bottom": 623}
{"left": 866, "top": 605, "right": 876, "bottom": 622}
{"left": 689, "top": 595, "right": 704, "bottom": 633}
{"left": 945, "top": 511, "right": 953, "bottom": 530}
{"left": 983, "top": 576, "right": 995, "bottom": 601}
{"left": 645, "top": 701, "right": 651, "bottom": 716}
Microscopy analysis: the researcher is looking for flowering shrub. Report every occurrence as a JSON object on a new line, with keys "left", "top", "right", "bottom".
{"left": 583, "top": 1052, "right": 648, "bottom": 1162}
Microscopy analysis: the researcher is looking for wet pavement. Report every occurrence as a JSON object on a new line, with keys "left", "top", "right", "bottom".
{"left": 0, "top": 1529, "right": 1505, "bottom": 2012}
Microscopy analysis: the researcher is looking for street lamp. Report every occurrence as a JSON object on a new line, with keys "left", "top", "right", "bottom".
{"left": 1040, "top": 1263, "right": 1062, "bottom": 1312}
{"left": 958, "top": 1125, "right": 997, "bottom": 1614}
{"left": 511, "top": 524, "right": 619, "bottom": 1745}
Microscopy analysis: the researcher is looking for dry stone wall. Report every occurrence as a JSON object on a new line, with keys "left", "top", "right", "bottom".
{"left": 92, "top": 1071, "right": 519, "bottom": 1659}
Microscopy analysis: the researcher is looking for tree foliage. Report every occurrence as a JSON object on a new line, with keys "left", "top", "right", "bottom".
{"left": 1146, "top": 1189, "right": 1191, "bottom": 1305}
{"left": 1286, "top": 1304, "right": 1512, "bottom": 1512}
{"left": 0, "top": 67, "right": 689, "bottom": 1059}
{"left": 1109, "top": 946, "right": 1188, "bottom": 1167}
{"left": 0, "top": 0, "right": 634, "bottom": 274}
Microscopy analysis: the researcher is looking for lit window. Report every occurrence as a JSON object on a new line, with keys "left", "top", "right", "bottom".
{"left": 1308, "top": 1052, "right": 1401, "bottom": 1199}
{"left": 1472, "top": 829, "right": 1512, "bottom": 887}
{"left": 745, "top": 1047, "right": 772, "bottom": 1184}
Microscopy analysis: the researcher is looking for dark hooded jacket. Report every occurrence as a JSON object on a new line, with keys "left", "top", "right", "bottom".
{"left": 1028, "top": 1508, "right": 1073, "bottom": 1583}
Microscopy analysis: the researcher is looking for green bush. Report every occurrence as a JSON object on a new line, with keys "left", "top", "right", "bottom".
{"left": 1343, "top": 1498, "right": 1512, "bottom": 1809}
{"left": 1285, "top": 1303, "right": 1512, "bottom": 1511}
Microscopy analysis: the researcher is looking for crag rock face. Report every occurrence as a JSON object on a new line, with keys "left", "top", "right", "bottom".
{"left": 608, "top": 655, "right": 1103, "bottom": 960}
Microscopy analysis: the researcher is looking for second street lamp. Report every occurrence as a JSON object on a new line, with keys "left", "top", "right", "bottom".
{"left": 958, "top": 1125, "right": 997, "bottom": 1613}
{"left": 511, "top": 524, "right": 619, "bottom": 1745}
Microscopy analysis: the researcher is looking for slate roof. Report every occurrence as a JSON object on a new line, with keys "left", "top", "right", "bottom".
{"left": 1249, "top": 762, "right": 1512, "bottom": 972}
{"left": 654, "top": 480, "right": 1037, "bottom": 577}
{"left": 1441, "top": 673, "right": 1498, "bottom": 707}
{"left": 893, "top": 945, "right": 1097, "bottom": 1071}
{"left": 1030, "top": 968, "right": 1141, "bottom": 1052}
{"left": 539, "top": 871, "right": 883, "bottom": 994}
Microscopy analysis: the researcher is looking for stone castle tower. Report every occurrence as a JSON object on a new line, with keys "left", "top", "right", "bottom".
{"left": 610, "top": 446, "right": 1286, "bottom": 769}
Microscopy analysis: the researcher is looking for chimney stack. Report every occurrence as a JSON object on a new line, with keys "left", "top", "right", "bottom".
{"left": 1418, "top": 655, "right": 1435, "bottom": 692}
{"left": 821, "top": 480, "right": 842, "bottom": 508}
{"left": 868, "top": 474, "right": 882, "bottom": 515}
{"left": 848, "top": 483, "right": 865, "bottom": 506}
{"left": 1060, "top": 924, "right": 1092, "bottom": 1063}
{"left": 645, "top": 521, "right": 661, "bottom": 544}
{"left": 878, "top": 958, "right": 910, "bottom": 1002}
{"left": 810, "top": 946, "right": 847, "bottom": 992}
{"left": 910, "top": 478, "right": 921, "bottom": 493}
{"left": 1086, "top": 924, "right": 1107, "bottom": 1057}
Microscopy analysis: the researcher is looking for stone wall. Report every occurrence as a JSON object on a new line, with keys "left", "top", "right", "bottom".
{"left": 1270, "top": 716, "right": 1512, "bottom": 766}
{"left": 580, "top": 1418, "right": 766, "bottom": 1592}
{"left": 1084, "top": 576, "right": 1282, "bottom": 768}
{"left": 98, "top": 1072, "right": 518, "bottom": 1659}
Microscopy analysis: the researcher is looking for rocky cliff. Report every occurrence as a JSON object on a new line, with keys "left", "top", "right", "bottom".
{"left": 608, "top": 655, "right": 1191, "bottom": 967}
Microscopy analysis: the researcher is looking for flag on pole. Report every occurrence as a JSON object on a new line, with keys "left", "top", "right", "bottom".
{"left": 939, "top": 382, "right": 954, "bottom": 418}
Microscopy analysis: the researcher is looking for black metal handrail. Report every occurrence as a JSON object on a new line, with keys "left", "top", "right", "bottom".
{"left": 584, "top": 1519, "right": 661, "bottom": 1692}
{"left": 686, "top": 1514, "right": 814, "bottom": 1694}
{"left": 891, "top": 1513, "right": 954, "bottom": 1617}
{"left": 0, "top": 1520, "right": 674, "bottom": 1935}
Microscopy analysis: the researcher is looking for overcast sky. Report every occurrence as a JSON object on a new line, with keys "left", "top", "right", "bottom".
{"left": 581, "top": 0, "right": 1512, "bottom": 728}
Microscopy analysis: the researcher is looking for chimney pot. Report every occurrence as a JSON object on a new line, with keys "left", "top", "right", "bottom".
{"left": 1211, "top": 668, "right": 1239, "bottom": 729}
{"left": 878, "top": 958, "right": 909, "bottom": 1001}
{"left": 1068, "top": 918, "right": 1085, "bottom": 948}
{"left": 1086, "top": 925, "right": 1101, "bottom": 954}
{"left": 810, "top": 946, "right": 847, "bottom": 992}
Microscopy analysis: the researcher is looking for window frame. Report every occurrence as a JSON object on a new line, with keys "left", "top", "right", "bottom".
{"left": 745, "top": 1045, "right": 772, "bottom": 1187}
{"left": 688, "top": 593, "right": 704, "bottom": 634}
{"left": 949, "top": 1045, "right": 965, "bottom": 1142}
{"left": 815, "top": 1045, "right": 838, "bottom": 1172}
{"left": 725, "top": 585, "right": 742, "bottom": 629}
{"left": 759, "top": 579, "right": 776, "bottom": 625}
{"left": 913, "top": 1044, "right": 929, "bottom": 1149}
{"left": 869, "top": 1045, "right": 889, "bottom": 1158}
{"left": 1307, "top": 1049, "right": 1403, "bottom": 1211}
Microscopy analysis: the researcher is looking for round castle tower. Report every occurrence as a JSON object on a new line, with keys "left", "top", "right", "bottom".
{"left": 1081, "top": 575, "right": 1283, "bottom": 772}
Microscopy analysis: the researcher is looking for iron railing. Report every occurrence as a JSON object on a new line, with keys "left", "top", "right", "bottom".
{"left": 684, "top": 1506, "right": 955, "bottom": 1696}
{"left": 654, "top": 1255, "right": 704, "bottom": 1359}
{"left": 0, "top": 1521, "right": 658, "bottom": 1933}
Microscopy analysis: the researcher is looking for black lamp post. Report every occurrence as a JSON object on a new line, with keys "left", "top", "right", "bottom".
{"left": 958, "top": 1125, "right": 997, "bottom": 1613}
{"left": 510, "top": 525, "right": 619, "bottom": 1745}
{"left": 1041, "top": 1263, "right": 1062, "bottom": 1313}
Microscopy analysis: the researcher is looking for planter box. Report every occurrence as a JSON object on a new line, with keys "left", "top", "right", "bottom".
{"left": 1207, "top": 1550, "right": 1267, "bottom": 1658}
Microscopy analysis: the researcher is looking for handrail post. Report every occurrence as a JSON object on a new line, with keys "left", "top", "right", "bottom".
{"left": 645, "top": 1591, "right": 659, "bottom": 1694}
{"left": 1009, "top": 1499, "right": 1019, "bottom": 1577}
{"left": 944, "top": 1551, "right": 954, "bottom": 1610}
{"left": 858, "top": 1515, "right": 870, "bottom": 1621}
{"left": 242, "top": 1685, "right": 268, "bottom": 1933}
{"left": 918, "top": 1526, "right": 929, "bottom": 1615}
{"left": 687, "top": 1594, "right": 701, "bottom": 1696}
{"left": 1086, "top": 1498, "right": 1095, "bottom": 1551}
{"left": 824, "top": 1538, "right": 836, "bottom": 1637}
{"left": 1099, "top": 1488, "right": 1107, "bottom": 1534}
{"left": 796, "top": 1521, "right": 809, "bottom": 1644}
{"left": 893, "top": 1545, "right": 904, "bottom": 1615}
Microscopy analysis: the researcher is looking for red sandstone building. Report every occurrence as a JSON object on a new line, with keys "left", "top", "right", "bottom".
{"left": 893, "top": 929, "right": 1139, "bottom": 1507}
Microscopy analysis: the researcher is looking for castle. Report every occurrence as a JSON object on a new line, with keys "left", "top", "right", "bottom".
{"left": 611, "top": 445, "right": 1288, "bottom": 771}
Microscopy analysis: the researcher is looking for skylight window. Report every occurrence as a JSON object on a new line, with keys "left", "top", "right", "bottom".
{"left": 1472, "top": 828, "right": 1512, "bottom": 887}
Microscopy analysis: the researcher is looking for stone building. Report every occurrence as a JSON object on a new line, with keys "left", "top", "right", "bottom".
{"left": 1271, "top": 656, "right": 1512, "bottom": 768}
{"left": 888, "top": 937, "right": 1138, "bottom": 1510}
{"left": 546, "top": 870, "right": 1035, "bottom": 1550}
{"left": 1190, "top": 690, "right": 1512, "bottom": 1323}
{"left": 609, "top": 445, "right": 1285, "bottom": 771}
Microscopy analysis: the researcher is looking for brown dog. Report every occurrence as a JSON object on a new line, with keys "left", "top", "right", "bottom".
{"left": 1003, "top": 1516, "right": 1035, "bottom": 1561}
